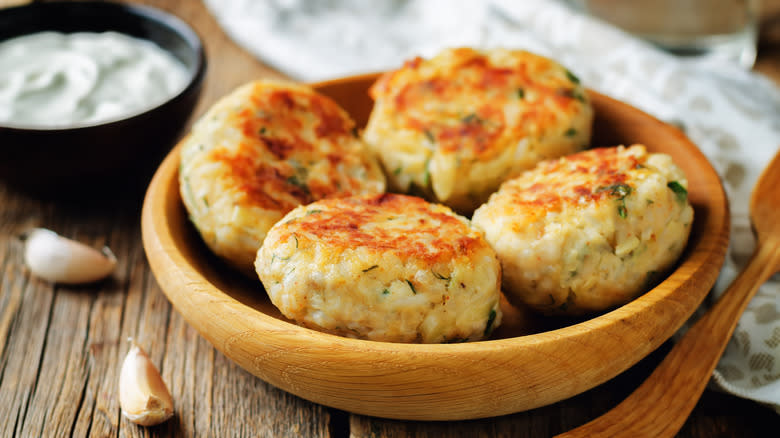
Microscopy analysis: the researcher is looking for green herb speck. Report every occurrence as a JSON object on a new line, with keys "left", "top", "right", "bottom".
{"left": 564, "top": 128, "right": 577, "bottom": 137}
{"left": 598, "top": 183, "right": 632, "bottom": 219}
{"left": 432, "top": 271, "right": 452, "bottom": 288}
{"left": 305, "top": 209, "right": 323, "bottom": 216}
{"left": 259, "top": 127, "right": 267, "bottom": 135}
{"left": 286, "top": 175, "right": 310, "bottom": 195}
{"left": 667, "top": 181, "right": 688, "bottom": 202}
{"left": 424, "top": 129, "right": 435, "bottom": 143}
{"left": 565, "top": 69, "right": 580, "bottom": 84}
{"left": 484, "top": 309, "right": 497, "bottom": 336}
{"left": 517, "top": 88, "right": 525, "bottom": 99}
{"left": 393, "top": 166, "right": 402, "bottom": 176}
{"left": 405, "top": 279, "right": 417, "bottom": 294}
{"left": 423, "top": 157, "right": 431, "bottom": 187}
{"left": 597, "top": 183, "right": 632, "bottom": 198}
{"left": 351, "top": 126, "right": 359, "bottom": 138}
{"left": 432, "top": 271, "right": 450, "bottom": 281}
{"left": 461, "top": 113, "right": 481, "bottom": 124}
{"left": 382, "top": 288, "right": 390, "bottom": 295}
{"left": 271, "top": 253, "right": 291, "bottom": 263}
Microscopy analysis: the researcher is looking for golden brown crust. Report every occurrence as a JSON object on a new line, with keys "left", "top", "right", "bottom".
{"left": 369, "top": 48, "right": 586, "bottom": 162}
{"left": 179, "top": 80, "right": 386, "bottom": 272}
{"left": 472, "top": 144, "right": 694, "bottom": 314}
{"left": 276, "top": 194, "right": 488, "bottom": 265}
{"left": 503, "top": 146, "right": 639, "bottom": 222}
{"left": 363, "top": 48, "right": 593, "bottom": 213}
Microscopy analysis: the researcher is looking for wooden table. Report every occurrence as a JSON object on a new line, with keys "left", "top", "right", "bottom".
{"left": 0, "top": 0, "right": 779, "bottom": 436}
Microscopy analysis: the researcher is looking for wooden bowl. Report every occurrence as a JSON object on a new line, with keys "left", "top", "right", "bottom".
{"left": 141, "top": 73, "right": 730, "bottom": 421}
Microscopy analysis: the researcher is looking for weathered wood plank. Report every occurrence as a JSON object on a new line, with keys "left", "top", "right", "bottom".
{"left": 0, "top": 230, "right": 56, "bottom": 436}
{"left": 0, "top": 0, "right": 778, "bottom": 437}
{"left": 20, "top": 287, "right": 91, "bottom": 437}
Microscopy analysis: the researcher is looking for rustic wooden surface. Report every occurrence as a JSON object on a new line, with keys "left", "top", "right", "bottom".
{"left": 0, "top": 0, "right": 778, "bottom": 437}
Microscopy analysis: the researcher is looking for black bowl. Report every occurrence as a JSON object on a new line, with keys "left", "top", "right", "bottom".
{"left": 0, "top": 1, "right": 207, "bottom": 199}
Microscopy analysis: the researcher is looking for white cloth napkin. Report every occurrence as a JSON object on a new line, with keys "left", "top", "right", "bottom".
{"left": 204, "top": 0, "right": 780, "bottom": 412}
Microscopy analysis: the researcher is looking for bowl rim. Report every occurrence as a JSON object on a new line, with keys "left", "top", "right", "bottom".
{"left": 0, "top": 0, "right": 207, "bottom": 132}
{"left": 141, "top": 73, "right": 731, "bottom": 419}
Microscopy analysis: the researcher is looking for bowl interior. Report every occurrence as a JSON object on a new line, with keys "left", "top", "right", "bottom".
{"left": 164, "top": 74, "right": 724, "bottom": 339}
{"left": 142, "top": 73, "right": 729, "bottom": 420}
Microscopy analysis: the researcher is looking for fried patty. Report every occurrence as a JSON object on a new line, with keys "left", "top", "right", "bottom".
{"left": 180, "top": 80, "right": 386, "bottom": 273}
{"left": 364, "top": 47, "right": 593, "bottom": 213}
{"left": 472, "top": 145, "right": 694, "bottom": 315}
{"left": 256, "top": 193, "right": 502, "bottom": 343}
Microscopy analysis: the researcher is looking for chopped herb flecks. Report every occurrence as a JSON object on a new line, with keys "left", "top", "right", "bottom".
{"left": 287, "top": 175, "right": 310, "bottom": 195}
{"left": 432, "top": 271, "right": 452, "bottom": 288}
{"left": 305, "top": 209, "right": 323, "bottom": 216}
{"left": 565, "top": 69, "right": 580, "bottom": 84}
{"left": 405, "top": 279, "right": 417, "bottom": 294}
{"left": 393, "top": 166, "right": 402, "bottom": 176}
{"left": 423, "top": 157, "right": 431, "bottom": 186}
{"left": 351, "top": 126, "right": 359, "bottom": 138}
{"left": 517, "top": 88, "right": 525, "bottom": 99}
{"left": 598, "top": 183, "right": 633, "bottom": 219}
{"left": 484, "top": 309, "right": 497, "bottom": 336}
{"left": 667, "top": 181, "right": 688, "bottom": 202}
{"left": 424, "top": 129, "right": 435, "bottom": 143}
{"left": 259, "top": 127, "right": 267, "bottom": 135}
{"left": 362, "top": 265, "right": 379, "bottom": 272}
{"left": 461, "top": 113, "right": 482, "bottom": 124}
{"left": 382, "top": 288, "right": 390, "bottom": 295}
{"left": 432, "top": 271, "right": 450, "bottom": 281}
{"left": 564, "top": 128, "right": 577, "bottom": 137}
{"left": 271, "top": 253, "right": 291, "bottom": 263}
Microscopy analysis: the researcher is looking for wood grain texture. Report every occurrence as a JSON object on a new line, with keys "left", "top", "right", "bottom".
{"left": 0, "top": 0, "right": 778, "bottom": 436}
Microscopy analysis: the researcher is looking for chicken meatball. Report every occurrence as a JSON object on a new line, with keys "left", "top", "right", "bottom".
{"left": 256, "top": 193, "right": 502, "bottom": 343}
{"left": 472, "top": 145, "right": 693, "bottom": 315}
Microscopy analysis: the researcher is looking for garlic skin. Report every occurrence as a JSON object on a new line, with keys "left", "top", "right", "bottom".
{"left": 22, "top": 228, "right": 117, "bottom": 284}
{"left": 119, "top": 340, "right": 174, "bottom": 426}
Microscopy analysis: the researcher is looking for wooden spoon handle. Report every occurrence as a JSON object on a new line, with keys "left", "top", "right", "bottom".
{"left": 556, "top": 237, "right": 780, "bottom": 438}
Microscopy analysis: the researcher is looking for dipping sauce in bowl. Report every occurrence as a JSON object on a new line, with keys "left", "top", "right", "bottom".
{"left": 0, "top": 31, "right": 190, "bottom": 127}
{"left": 0, "top": 1, "right": 206, "bottom": 198}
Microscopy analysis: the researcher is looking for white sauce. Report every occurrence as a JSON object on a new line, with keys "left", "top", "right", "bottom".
{"left": 0, "top": 31, "right": 190, "bottom": 128}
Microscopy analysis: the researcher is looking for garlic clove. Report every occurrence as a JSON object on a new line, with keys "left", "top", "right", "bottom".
{"left": 119, "top": 340, "right": 174, "bottom": 426}
{"left": 22, "top": 228, "right": 117, "bottom": 284}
